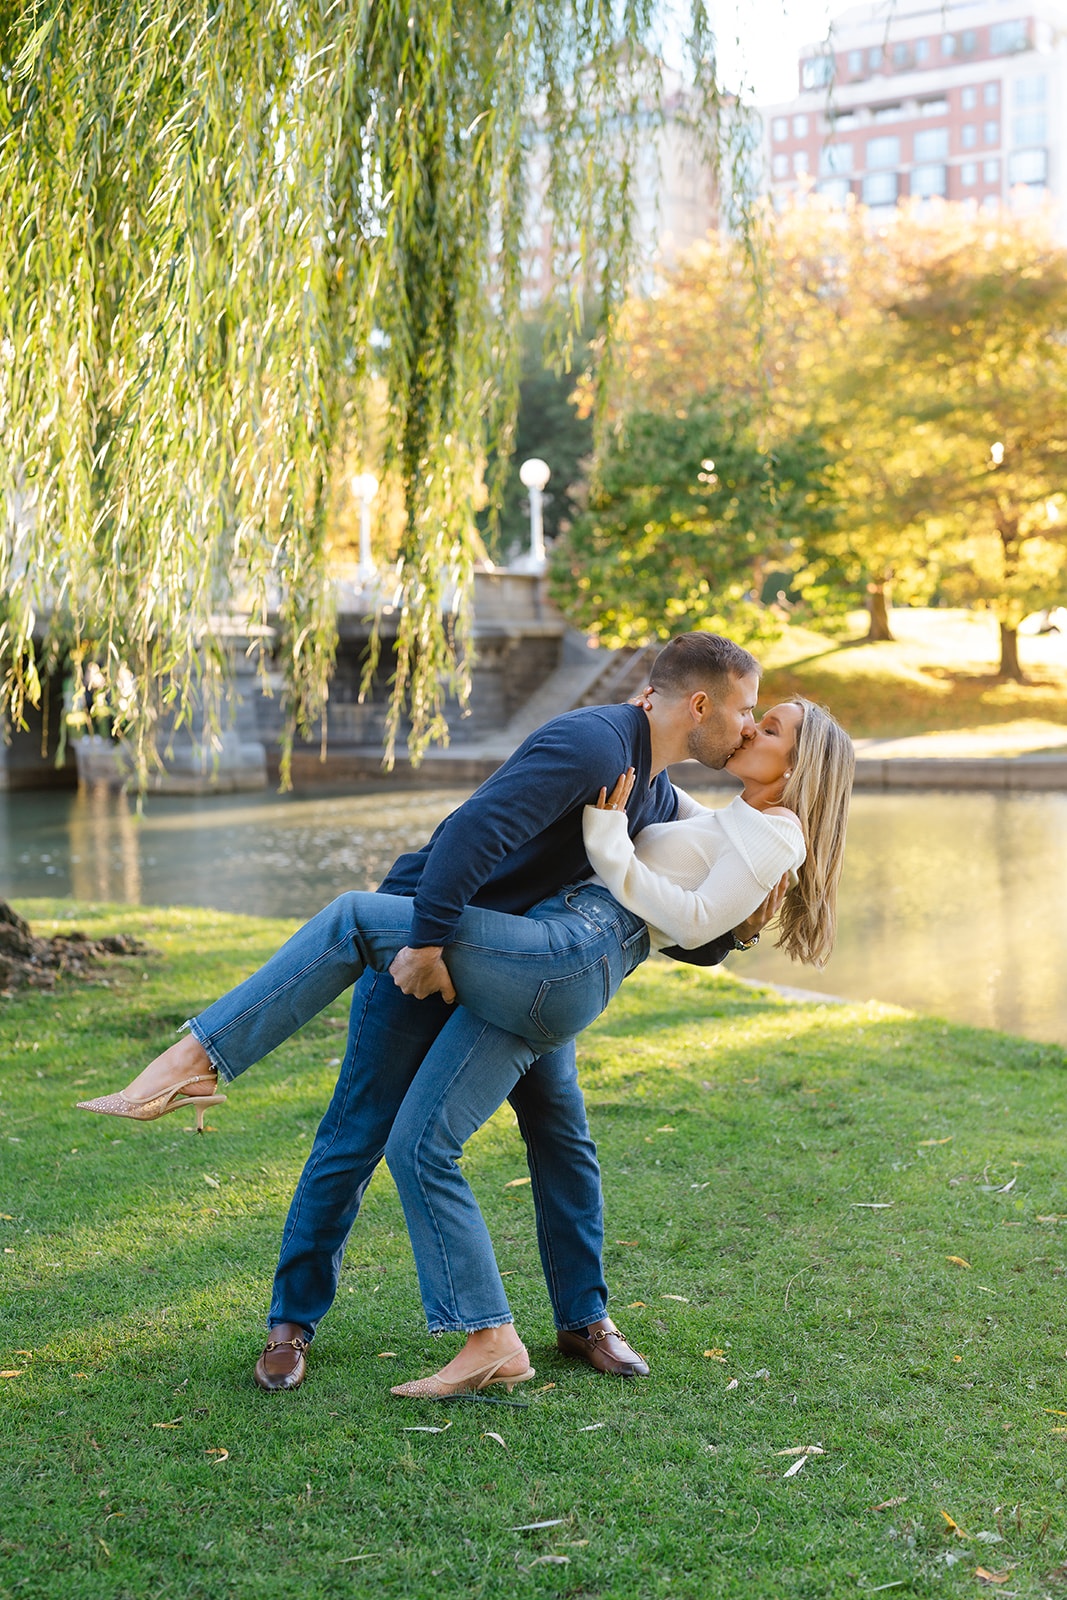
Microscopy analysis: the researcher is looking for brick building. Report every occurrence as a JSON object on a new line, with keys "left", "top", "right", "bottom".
{"left": 759, "top": 0, "right": 1067, "bottom": 227}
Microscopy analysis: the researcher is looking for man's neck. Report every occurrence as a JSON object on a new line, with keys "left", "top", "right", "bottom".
{"left": 645, "top": 706, "right": 688, "bottom": 779}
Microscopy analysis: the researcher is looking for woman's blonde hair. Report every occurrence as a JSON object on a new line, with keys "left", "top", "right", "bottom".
{"left": 775, "top": 699, "right": 855, "bottom": 968}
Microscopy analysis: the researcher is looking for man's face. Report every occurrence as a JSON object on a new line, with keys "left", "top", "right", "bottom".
{"left": 686, "top": 669, "right": 760, "bottom": 769}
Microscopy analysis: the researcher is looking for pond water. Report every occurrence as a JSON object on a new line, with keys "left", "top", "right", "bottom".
{"left": 2, "top": 784, "right": 1066, "bottom": 1046}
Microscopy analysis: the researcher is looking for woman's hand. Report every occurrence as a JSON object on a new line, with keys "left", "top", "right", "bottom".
{"left": 595, "top": 768, "right": 636, "bottom": 813}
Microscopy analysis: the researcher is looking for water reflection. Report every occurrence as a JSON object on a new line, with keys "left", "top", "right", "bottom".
{"left": 1, "top": 784, "right": 1066, "bottom": 1045}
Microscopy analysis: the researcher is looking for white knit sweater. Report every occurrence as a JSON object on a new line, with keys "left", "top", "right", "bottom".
{"left": 582, "top": 790, "right": 806, "bottom": 951}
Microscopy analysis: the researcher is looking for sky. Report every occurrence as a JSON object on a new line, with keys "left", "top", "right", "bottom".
{"left": 661, "top": 0, "right": 838, "bottom": 104}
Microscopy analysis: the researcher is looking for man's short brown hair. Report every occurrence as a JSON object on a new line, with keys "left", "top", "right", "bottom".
{"left": 649, "top": 632, "right": 760, "bottom": 702}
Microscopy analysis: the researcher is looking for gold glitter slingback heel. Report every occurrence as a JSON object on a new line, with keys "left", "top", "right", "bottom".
{"left": 76, "top": 1073, "right": 227, "bottom": 1134}
{"left": 390, "top": 1351, "right": 536, "bottom": 1400}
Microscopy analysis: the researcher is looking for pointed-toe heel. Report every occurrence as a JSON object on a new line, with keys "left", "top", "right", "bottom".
{"left": 77, "top": 1072, "right": 226, "bottom": 1134}
{"left": 390, "top": 1353, "right": 535, "bottom": 1400}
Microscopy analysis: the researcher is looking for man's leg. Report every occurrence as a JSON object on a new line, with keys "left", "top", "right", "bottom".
{"left": 511, "top": 1044, "right": 649, "bottom": 1378}
{"left": 255, "top": 969, "right": 451, "bottom": 1389}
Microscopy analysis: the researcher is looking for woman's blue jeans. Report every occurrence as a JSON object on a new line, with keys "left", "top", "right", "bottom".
{"left": 190, "top": 885, "right": 649, "bottom": 1334}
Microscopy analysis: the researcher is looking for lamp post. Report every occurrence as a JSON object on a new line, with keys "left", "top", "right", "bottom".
{"left": 350, "top": 471, "right": 379, "bottom": 589}
{"left": 517, "top": 457, "right": 551, "bottom": 571}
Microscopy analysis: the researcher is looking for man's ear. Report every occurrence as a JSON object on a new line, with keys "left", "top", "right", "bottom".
{"left": 687, "top": 689, "right": 711, "bottom": 722}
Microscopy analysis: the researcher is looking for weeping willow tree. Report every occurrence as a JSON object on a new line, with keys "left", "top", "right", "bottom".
{"left": 0, "top": 0, "right": 723, "bottom": 779}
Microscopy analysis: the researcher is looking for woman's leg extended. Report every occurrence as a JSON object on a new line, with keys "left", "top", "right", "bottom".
{"left": 187, "top": 892, "right": 419, "bottom": 1083}
{"left": 384, "top": 1009, "right": 539, "bottom": 1333}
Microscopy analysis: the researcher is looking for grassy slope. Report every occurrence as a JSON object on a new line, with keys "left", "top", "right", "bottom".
{"left": 3, "top": 901, "right": 1067, "bottom": 1599}
{"left": 759, "top": 609, "right": 1067, "bottom": 742}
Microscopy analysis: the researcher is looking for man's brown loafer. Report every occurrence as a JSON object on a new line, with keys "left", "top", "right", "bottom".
{"left": 254, "top": 1322, "right": 310, "bottom": 1392}
{"left": 557, "top": 1318, "right": 650, "bottom": 1378}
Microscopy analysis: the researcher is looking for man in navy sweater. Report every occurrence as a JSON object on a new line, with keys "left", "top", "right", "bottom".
{"left": 256, "top": 632, "right": 778, "bottom": 1391}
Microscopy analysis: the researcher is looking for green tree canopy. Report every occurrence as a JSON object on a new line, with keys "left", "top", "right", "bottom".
{"left": 550, "top": 398, "right": 834, "bottom": 645}
{"left": 0, "top": 0, "right": 721, "bottom": 774}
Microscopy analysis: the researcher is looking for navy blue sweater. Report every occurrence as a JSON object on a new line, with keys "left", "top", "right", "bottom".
{"left": 378, "top": 702, "right": 733, "bottom": 967}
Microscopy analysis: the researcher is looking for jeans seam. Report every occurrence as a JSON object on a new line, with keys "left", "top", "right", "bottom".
{"left": 512, "top": 1094, "right": 565, "bottom": 1327}
{"left": 207, "top": 928, "right": 365, "bottom": 1050}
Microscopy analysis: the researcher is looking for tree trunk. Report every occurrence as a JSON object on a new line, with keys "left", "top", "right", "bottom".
{"left": 998, "top": 622, "right": 1025, "bottom": 682}
{"left": 865, "top": 581, "right": 893, "bottom": 642}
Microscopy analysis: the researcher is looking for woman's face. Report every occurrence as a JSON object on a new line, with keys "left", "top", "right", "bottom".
{"left": 725, "top": 702, "right": 803, "bottom": 787}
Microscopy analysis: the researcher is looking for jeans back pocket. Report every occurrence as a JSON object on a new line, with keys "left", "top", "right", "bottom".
{"left": 529, "top": 956, "right": 612, "bottom": 1044}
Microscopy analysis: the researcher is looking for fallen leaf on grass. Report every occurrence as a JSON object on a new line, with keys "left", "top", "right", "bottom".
{"left": 534, "top": 1383, "right": 556, "bottom": 1393}
{"left": 0, "top": 1214, "right": 13, "bottom": 1220}
{"left": 577, "top": 1423, "right": 606, "bottom": 1433}
{"left": 153, "top": 1418, "right": 183, "bottom": 1429}
{"left": 203, "top": 1175, "right": 220, "bottom": 1189}
{"left": 377, "top": 1352, "right": 397, "bottom": 1359}
{"left": 941, "top": 1510, "right": 967, "bottom": 1537}
{"left": 0, "top": 1370, "right": 24, "bottom": 1379}
{"left": 206, "top": 1448, "right": 229, "bottom": 1464}
{"left": 918, "top": 1137, "right": 953, "bottom": 1146}
{"left": 869, "top": 1497, "right": 907, "bottom": 1512}
{"left": 946, "top": 1256, "right": 971, "bottom": 1269}
{"left": 852, "top": 1202, "right": 893, "bottom": 1209}
{"left": 975, "top": 1568, "right": 1012, "bottom": 1584}
{"left": 1036, "top": 1215, "right": 1066, "bottom": 1223}
{"left": 336, "top": 1555, "right": 375, "bottom": 1565}
{"left": 529, "top": 1555, "right": 569, "bottom": 1566}
{"left": 655, "top": 1126, "right": 676, "bottom": 1133}
{"left": 783, "top": 1455, "right": 808, "bottom": 1478}
{"left": 703, "top": 1350, "right": 727, "bottom": 1362}
{"left": 975, "top": 1532, "right": 1004, "bottom": 1544}
{"left": 402, "top": 1421, "right": 452, "bottom": 1434}
{"left": 615, "top": 1240, "right": 639, "bottom": 1247}
{"left": 511, "top": 1520, "right": 567, "bottom": 1531}
{"left": 662, "top": 1294, "right": 689, "bottom": 1303}
{"left": 626, "top": 1302, "right": 646, "bottom": 1309}
{"left": 1043, "top": 1409, "right": 1067, "bottom": 1416}
{"left": 776, "top": 1445, "right": 825, "bottom": 1457}
{"left": 482, "top": 1432, "right": 507, "bottom": 1448}
{"left": 725, "top": 1378, "right": 739, "bottom": 1391}
{"left": 503, "top": 1177, "right": 530, "bottom": 1188}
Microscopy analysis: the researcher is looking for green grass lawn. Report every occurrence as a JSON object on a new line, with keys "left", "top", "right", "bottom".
{"left": 4, "top": 900, "right": 1067, "bottom": 1599}
{"left": 760, "top": 610, "right": 1067, "bottom": 743}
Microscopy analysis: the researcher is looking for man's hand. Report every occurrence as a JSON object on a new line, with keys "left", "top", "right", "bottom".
{"left": 731, "top": 873, "right": 789, "bottom": 945}
{"left": 388, "top": 945, "right": 456, "bottom": 1003}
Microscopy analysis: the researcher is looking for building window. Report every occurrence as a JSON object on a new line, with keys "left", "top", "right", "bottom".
{"left": 983, "top": 158, "right": 1000, "bottom": 182}
{"left": 961, "top": 161, "right": 978, "bottom": 185}
{"left": 893, "top": 42, "right": 910, "bottom": 67}
{"left": 868, "top": 45, "right": 883, "bottom": 69}
{"left": 983, "top": 82, "right": 999, "bottom": 106}
{"left": 961, "top": 29, "right": 978, "bottom": 52}
{"left": 920, "top": 98, "right": 949, "bottom": 116}
{"left": 793, "top": 150, "right": 809, "bottom": 174}
{"left": 981, "top": 194, "right": 1000, "bottom": 212}
{"left": 1014, "top": 74, "right": 1047, "bottom": 105}
{"left": 915, "top": 38, "right": 930, "bottom": 62}
{"left": 793, "top": 114, "right": 809, "bottom": 137}
{"left": 848, "top": 48, "right": 863, "bottom": 73}
{"left": 802, "top": 55, "right": 834, "bottom": 89}
{"left": 990, "top": 19, "right": 1028, "bottom": 54}
{"left": 819, "top": 142, "right": 854, "bottom": 175}
{"left": 827, "top": 111, "right": 857, "bottom": 130}
{"left": 984, "top": 120, "right": 1000, "bottom": 145}
{"left": 772, "top": 117, "right": 788, "bottom": 141}
{"left": 914, "top": 126, "right": 949, "bottom": 161}
{"left": 941, "top": 33, "right": 956, "bottom": 56}
{"left": 863, "top": 171, "right": 898, "bottom": 204}
{"left": 1012, "top": 112, "right": 1047, "bottom": 145}
{"left": 866, "top": 135, "right": 901, "bottom": 168}
{"left": 873, "top": 104, "right": 903, "bottom": 123}
{"left": 1009, "top": 148, "right": 1048, "bottom": 184}
{"left": 962, "top": 124, "right": 977, "bottom": 148}
{"left": 772, "top": 154, "right": 789, "bottom": 178}
{"left": 816, "top": 178, "right": 852, "bottom": 206}
{"left": 961, "top": 86, "right": 977, "bottom": 109}
{"left": 911, "top": 163, "right": 947, "bottom": 196}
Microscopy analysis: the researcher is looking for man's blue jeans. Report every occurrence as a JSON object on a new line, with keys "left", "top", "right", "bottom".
{"left": 189, "top": 886, "right": 649, "bottom": 1334}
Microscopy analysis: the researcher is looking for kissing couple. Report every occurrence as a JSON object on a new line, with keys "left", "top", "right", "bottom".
{"left": 80, "top": 631, "right": 854, "bottom": 1397}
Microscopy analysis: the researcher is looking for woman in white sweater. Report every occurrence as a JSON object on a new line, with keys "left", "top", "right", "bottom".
{"left": 81, "top": 697, "right": 852, "bottom": 1393}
